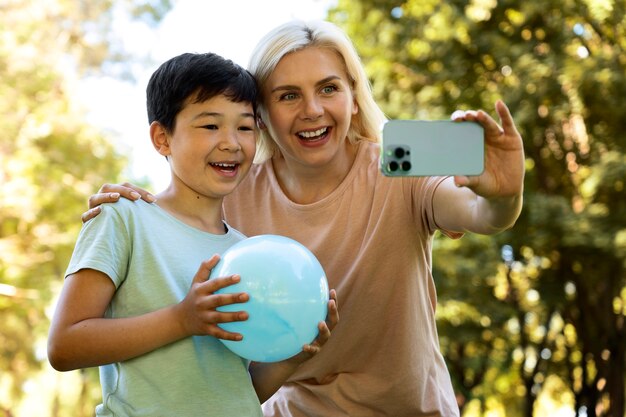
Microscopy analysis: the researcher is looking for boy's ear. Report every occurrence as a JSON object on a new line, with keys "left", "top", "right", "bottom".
{"left": 150, "top": 121, "right": 171, "bottom": 156}
{"left": 256, "top": 116, "right": 267, "bottom": 130}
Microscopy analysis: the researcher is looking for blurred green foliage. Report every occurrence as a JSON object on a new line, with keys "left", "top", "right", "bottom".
{"left": 0, "top": 0, "right": 169, "bottom": 415}
{"left": 329, "top": 0, "right": 625, "bottom": 416}
{"left": 1, "top": 0, "right": 624, "bottom": 416}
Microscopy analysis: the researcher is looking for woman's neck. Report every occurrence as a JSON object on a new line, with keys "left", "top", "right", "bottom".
{"left": 272, "top": 141, "right": 359, "bottom": 205}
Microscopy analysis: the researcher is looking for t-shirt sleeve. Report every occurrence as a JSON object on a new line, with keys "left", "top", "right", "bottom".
{"left": 409, "top": 175, "right": 464, "bottom": 239}
{"left": 65, "top": 204, "right": 130, "bottom": 287}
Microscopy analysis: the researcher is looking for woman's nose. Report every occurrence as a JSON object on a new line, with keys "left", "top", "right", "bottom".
{"left": 302, "top": 96, "right": 323, "bottom": 120}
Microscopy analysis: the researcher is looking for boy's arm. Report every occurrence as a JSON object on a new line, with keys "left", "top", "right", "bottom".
{"left": 249, "top": 290, "right": 338, "bottom": 403}
{"left": 47, "top": 258, "right": 249, "bottom": 371}
{"left": 47, "top": 268, "right": 187, "bottom": 371}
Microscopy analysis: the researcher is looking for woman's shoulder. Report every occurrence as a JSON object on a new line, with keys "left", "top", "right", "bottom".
{"left": 353, "top": 140, "right": 381, "bottom": 170}
{"left": 359, "top": 139, "right": 381, "bottom": 154}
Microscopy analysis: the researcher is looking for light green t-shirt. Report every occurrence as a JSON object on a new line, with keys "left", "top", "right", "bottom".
{"left": 66, "top": 198, "right": 262, "bottom": 417}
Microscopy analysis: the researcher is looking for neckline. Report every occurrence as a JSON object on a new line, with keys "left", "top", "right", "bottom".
{"left": 151, "top": 202, "right": 230, "bottom": 237}
{"left": 265, "top": 141, "right": 369, "bottom": 210}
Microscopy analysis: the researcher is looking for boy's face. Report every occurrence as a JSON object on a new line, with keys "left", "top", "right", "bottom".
{"left": 157, "top": 94, "right": 256, "bottom": 200}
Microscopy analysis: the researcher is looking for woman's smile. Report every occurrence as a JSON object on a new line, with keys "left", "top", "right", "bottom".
{"left": 296, "top": 126, "right": 332, "bottom": 146}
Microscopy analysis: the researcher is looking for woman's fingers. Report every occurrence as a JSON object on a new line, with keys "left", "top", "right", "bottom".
{"left": 91, "top": 183, "right": 156, "bottom": 209}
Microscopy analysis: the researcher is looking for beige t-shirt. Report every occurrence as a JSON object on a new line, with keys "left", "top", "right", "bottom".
{"left": 223, "top": 141, "right": 460, "bottom": 417}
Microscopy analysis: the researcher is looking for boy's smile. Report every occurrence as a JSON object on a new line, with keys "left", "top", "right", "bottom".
{"left": 155, "top": 94, "right": 256, "bottom": 201}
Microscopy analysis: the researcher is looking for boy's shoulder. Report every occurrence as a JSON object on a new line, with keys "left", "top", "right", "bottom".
{"left": 102, "top": 197, "right": 150, "bottom": 211}
{"left": 97, "top": 198, "right": 157, "bottom": 222}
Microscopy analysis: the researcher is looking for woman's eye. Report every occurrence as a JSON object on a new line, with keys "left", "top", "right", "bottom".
{"left": 279, "top": 92, "right": 297, "bottom": 101}
{"left": 321, "top": 85, "right": 338, "bottom": 94}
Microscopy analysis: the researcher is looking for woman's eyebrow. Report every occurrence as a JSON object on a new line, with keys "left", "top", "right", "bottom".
{"left": 270, "top": 75, "right": 342, "bottom": 94}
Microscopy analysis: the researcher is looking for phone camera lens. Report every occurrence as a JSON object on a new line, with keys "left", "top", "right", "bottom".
{"left": 388, "top": 161, "right": 399, "bottom": 172}
{"left": 401, "top": 161, "right": 412, "bottom": 171}
{"left": 394, "top": 147, "right": 405, "bottom": 158}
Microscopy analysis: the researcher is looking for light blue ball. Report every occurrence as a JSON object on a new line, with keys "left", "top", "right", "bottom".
{"left": 210, "top": 234, "right": 329, "bottom": 362}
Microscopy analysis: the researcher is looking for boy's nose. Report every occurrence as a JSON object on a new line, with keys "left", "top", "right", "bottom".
{"left": 219, "top": 131, "right": 242, "bottom": 152}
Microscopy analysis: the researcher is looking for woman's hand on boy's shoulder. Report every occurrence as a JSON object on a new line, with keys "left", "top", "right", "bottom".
{"left": 82, "top": 182, "right": 157, "bottom": 223}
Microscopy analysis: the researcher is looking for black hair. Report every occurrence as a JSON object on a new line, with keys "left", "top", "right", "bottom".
{"left": 146, "top": 52, "right": 258, "bottom": 132}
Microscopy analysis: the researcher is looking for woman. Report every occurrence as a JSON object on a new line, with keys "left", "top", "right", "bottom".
{"left": 86, "top": 20, "right": 524, "bottom": 417}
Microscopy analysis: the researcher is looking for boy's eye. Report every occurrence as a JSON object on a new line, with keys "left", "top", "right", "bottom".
{"left": 239, "top": 125, "right": 254, "bottom": 131}
{"left": 202, "top": 124, "right": 218, "bottom": 130}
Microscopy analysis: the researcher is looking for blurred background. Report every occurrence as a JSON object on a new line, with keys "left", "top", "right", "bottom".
{"left": 1, "top": 0, "right": 624, "bottom": 416}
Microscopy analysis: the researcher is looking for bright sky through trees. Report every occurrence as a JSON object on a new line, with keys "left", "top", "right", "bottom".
{"left": 78, "top": 0, "right": 336, "bottom": 190}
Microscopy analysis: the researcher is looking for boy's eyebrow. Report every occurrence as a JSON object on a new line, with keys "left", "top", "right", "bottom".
{"left": 192, "top": 111, "right": 221, "bottom": 120}
{"left": 270, "top": 75, "right": 341, "bottom": 94}
{"left": 192, "top": 111, "right": 255, "bottom": 120}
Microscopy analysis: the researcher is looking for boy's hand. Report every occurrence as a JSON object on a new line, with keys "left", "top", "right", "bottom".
{"left": 82, "top": 182, "right": 157, "bottom": 223}
{"left": 175, "top": 255, "right": 250, "bottom": 341}
{"left": 248, "top": 289, "right": 339, "bottom": 402}
{"left": 290, "top": 289, "right": 339, "bottom": 362}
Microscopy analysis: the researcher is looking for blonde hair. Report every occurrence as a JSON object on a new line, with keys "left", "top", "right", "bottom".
{"left": 248, "top": 19, "right": 387, "bottom": 162}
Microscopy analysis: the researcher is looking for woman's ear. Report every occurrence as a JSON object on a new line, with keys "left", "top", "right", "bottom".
{"left": 150, "top": 121, "right": 171, "bottom": 157}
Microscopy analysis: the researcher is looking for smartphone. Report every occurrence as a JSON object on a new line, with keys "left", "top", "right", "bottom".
{"left": 380, "top": 120, "right": 484, "bottom": 177}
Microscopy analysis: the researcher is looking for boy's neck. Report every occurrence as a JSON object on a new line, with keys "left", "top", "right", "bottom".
{"left": 155, "top": 186, "right": 226, "bottom": 235}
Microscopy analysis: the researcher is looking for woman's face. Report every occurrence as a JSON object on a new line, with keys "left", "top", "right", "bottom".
{"left": 261, "top": 46, "right": 358, "bottom": 169}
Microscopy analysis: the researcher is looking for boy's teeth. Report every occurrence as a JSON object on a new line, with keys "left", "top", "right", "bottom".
{"left": 299, "top": 127, "right": 327, "bottom": 138}
{"left": 211, "top": 163, "right": 236, "bottom": 169}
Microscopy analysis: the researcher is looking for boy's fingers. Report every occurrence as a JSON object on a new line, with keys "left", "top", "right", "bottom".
{"left": 329, "top": 289, "right": 338, "bottom": 309}
{"left": 210, "top": 309, "right": 249, "bottom": 323}
{"left": 326, "top": 289, "right": 339, "bottom": 329}
{"left": 204, "top": 274, "right": 244, "bottom": 293}
{"left": 191, "top": 256, "right": 221, "bottom": 285}
{"left": 318, "top": 321, "right": 331, "bottom": 339}
{"left": 210, "top": 327, "right": 244, "bottom": 341}
{"left": 302, "top": 344, "right": 320, "bottom": 355}
{"left": 209, "top": 291, "right": 249, "bottom": 308}
{"left": 198, "top": 256, "right": 250, "bottom": 304}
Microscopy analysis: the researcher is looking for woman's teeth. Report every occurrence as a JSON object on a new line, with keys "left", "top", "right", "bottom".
{"left": 298, "top": 127, "right": 328, "bottom": 139}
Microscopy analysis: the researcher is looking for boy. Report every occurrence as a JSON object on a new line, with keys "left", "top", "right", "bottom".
{"left": 47, "top": 52, "right": 331, "bottom": 416}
